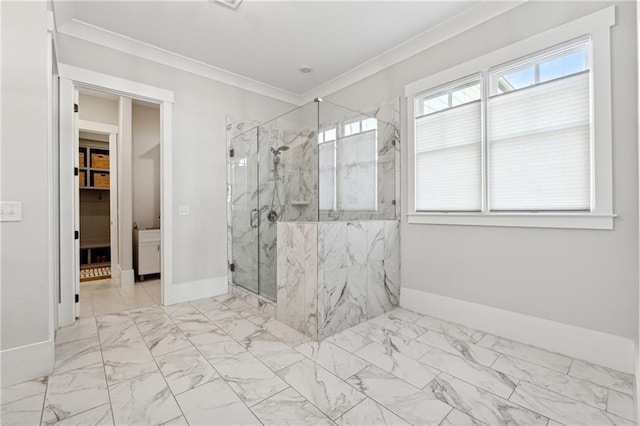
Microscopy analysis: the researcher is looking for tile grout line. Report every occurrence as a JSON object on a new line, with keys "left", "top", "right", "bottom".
{"left": 47, "top": 297, "right": 631, "bottom": 426}
{"left": 331, "top": 395, "right": 369, "bottom": 423}
{"left": 164, "top": 300, "right": 266, "bottom": 425}
{"left": 198, "top": 297, "right": 348, "bottom": 423}
{"left": 436, "top": 404, "right": 457, "bottom": 426}
{"left": 38, "top": 378, "right": 49, "bottom": 425}
{"left": 130, "top": 308, "right": 191, "bottom": 425}
{"left": 94, "top": 315, "right": 117, "bottom": 426}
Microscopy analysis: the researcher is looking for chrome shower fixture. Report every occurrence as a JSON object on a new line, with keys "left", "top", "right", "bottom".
{"left": 270, "top": 145, "right": 290, "bottom": 155}
{"left": 271, "top": 145, "right": 289, "bottom": 164}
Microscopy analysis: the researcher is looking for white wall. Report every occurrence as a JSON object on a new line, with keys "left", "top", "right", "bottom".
{"left": 132, "top": 103, "right": 160, "bottom": 229}
{"left": 326, "top": 1, "right": 638, "bottom": 339}
{"left": 78, "top": 93, "right": 118, "bottom": 125}
{"left": 56, "top": 33, "right": 295, "bottom": 288}
{"left": 1, "top": 1, "right": 54, "bottom": 384}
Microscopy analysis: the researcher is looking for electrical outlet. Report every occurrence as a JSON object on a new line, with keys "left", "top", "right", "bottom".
{"left": 178, "top": 205, "right": 190, "bottom": 216}
{"left": 0, "top": 202, "right": 22, "bottom": 222}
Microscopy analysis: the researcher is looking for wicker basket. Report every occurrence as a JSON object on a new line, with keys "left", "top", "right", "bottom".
{"left": 93, "top": 171, "right": 110, "bottom": 188}
{"left": 79, "top": 151, "right": 86, "bottom": 168}
{"left": 91, "top": 153, "right": 109, "bottom": 169}
{"left": 79, "top": 170, "right": 86, "bottom": 187}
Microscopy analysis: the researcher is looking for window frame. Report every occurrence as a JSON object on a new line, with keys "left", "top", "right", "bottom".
{"left": 404, "top": 6, "right": 616, "bottom": 229}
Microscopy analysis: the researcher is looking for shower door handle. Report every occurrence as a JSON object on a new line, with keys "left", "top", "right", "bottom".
{"left": 250, "top": 209, "right": 259, "bottom": 229}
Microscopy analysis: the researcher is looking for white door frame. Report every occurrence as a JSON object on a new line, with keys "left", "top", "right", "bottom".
{"left": 58, "top": 64, "right": 175, "bottom": 327}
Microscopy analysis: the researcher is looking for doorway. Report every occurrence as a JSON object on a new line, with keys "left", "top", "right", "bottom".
{"left": 75, "top": 89, "right": 162, "bottom": 318}
{"left": 58, "top": 66, "right": 174, "bottom": 328}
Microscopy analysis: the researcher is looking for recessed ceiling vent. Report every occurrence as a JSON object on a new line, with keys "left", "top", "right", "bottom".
{"left": 213, "top": 0, "right": 243, "bottom": 10}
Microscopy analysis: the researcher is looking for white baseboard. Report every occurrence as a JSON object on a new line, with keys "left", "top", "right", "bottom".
{"left": 1, "top": 340, "right": 54, "bottom": 387}
{"left": 634, "top": 342, "right": 640, "bottom": 423}
{"left": 111, "top": 262, "right": 122, "bottom": 278}
{"left": 400, "top": 288, "right": 634, "bottom": 374}
{"left": 165, "top": 276, "right": 228, "bottom": 305}
{"left": 120, "top": 269, "right": 134, "bottom": 287}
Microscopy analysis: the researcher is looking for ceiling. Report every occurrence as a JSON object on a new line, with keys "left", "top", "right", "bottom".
{"left": 53, "top": 1, "right": 501, "bottom": 101}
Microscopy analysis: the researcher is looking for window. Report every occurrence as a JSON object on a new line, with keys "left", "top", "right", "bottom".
{"left": 318, "top": 117, "right": 378, "bottom": 211}
{"left": 405, "top": 6, "right": 615, "bottom": 229}
{"left": 415, "top": 78, "right": 482, "bottom": 211}
{"left": 488, "top": 44, "right": 590, "bottom": 212}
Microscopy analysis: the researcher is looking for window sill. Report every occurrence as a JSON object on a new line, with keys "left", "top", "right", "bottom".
{"left": 407, "top": 212, "right": 616, "bottom": 230}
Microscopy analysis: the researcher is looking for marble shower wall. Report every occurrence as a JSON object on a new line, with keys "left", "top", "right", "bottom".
{"left": 258, "top": 124, "right": 317, "bottom": 301}
{"left": 276, "top": 220, "right": 400, "bottom": 340}
{"left": 280, "top": 130, "right": 318, "bottom": 222}
{"left": 317, "top": 220, "right": 400, "bottom": 339}
{"left": 276, "top": 222, "right": 319, "bottom": 339}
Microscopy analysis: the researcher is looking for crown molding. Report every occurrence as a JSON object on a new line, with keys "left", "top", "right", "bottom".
{"left": 300, "top": 0, "right": 527, "bottom": 103}
{"left": 55, "top": 1, "right": 527, "bottom": 106}
{"left": 57, "top": 19, "right": 302, "bottom": 105}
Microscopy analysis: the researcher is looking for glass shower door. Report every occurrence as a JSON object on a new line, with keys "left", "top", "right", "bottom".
{"left": 229, "top": 127, "right": 260, "bottom": 294}
{"left": 256, "top": 102, "right": 319, "bottom": 301}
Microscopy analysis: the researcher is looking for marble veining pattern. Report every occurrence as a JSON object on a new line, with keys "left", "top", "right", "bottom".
{"left": 227, "top": 99, "right": 400, "bottom": 305}
{"left": 278, "top": 220, "right": 400, "bottom": 340}
{"left": 3, "top": 299, "right": 634, "bottom": 426}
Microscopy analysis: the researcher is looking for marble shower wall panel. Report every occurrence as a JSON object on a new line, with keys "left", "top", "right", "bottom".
{"left": 227, "top": 117, "right": 260, "bottom": 292}
{"left": 281, "top": 130, "right": 318, "bottom": 223}
{"left": 317, "top": 220, "right": 399, "bottom": 339}
{"left": 276, "top": 222, "right": 318, "bottom": 339}
{"left": 257, "top": 124, "right": 282, "bottom": 299}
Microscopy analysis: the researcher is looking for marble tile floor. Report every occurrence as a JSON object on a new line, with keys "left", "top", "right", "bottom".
{"left": 79, "top": 279, "right": 161, "bottom": 318}
{"left": 2, "top": 298, "right": 635, "bottom": 426}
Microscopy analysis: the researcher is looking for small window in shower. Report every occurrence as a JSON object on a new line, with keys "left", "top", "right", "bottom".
{"left": 318, "top": 127, "right": 337, "bottom": 211}
{"left": 319, "top": 117, "right": 378, "bottom": 212}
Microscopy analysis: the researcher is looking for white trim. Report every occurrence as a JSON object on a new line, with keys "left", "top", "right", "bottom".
{"left": 54, "top": 3, "right": 523, "bottom": 105}
{"left": 112, "top": 263, "right": 122, "bottom": 279}
{"left": 47, "top": 27, "right": 58, "bottom": 351}
{"left": 160, "top": 102, "right": 172, "bottom": 305}
{"left": 407, "top": 212, "right": 615, "bottom": 230}
{"left": 0, "top": 340, "right": 54, "bottom": 387}
{"left": 58, "top": 79, "right": 76, "bottom": 328}
{"left": 634, "top": 342, "right": 640, "bottom": 423}
{"left": 78, "top": 119, "right": 118, "bottom": 135}
{"left": 108, "top": 132, "right": 120, "bottom": 278}
{"left": 120, "top": 269, "right": 135, "bottom": 287}
{"left": 58, "top": 63, "right": 174, "bottom": 103}
{"left": 73, "top": 88, "right": 80, "bottom": 318}
{"left": 57, "top": 20, "right": 300, "bottom": 105}
{"left": 58, "top": 69, "right": 174, "bottom": 331}
{"left": 400, "top": 287, "right": 634, "bottom": 374}
{"left": 165, "top": 276, "right": 228, "bottom": 306}
{"left": 405, "top": 6, "right": 616, "bottom": 229}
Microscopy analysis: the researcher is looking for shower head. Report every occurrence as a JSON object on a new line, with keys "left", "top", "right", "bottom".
{"left": 270, "top": 145, "right": 290, "bottom": 155}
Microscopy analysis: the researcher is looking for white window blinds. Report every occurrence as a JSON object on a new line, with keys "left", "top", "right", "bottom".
{"left": 415, "top": 100, "right": 482, "bottom": 211}
{"left": 488, "top": 71, "right": 591, "bottom": 211}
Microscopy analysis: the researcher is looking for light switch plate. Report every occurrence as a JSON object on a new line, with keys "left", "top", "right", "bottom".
{"left": 178, "top": 205, "right": 190, "bottom": 216}
{"left": 0, "top": 202, "right": 22, "bottom": 222}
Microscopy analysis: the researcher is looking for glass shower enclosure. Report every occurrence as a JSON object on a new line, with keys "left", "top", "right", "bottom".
{"left": 227, "top": 98, "right": 399, "bottom": 303}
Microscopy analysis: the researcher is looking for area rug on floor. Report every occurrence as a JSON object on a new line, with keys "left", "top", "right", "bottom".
{"left": 80, "top": 266, "right": 111, "bottom": 282}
